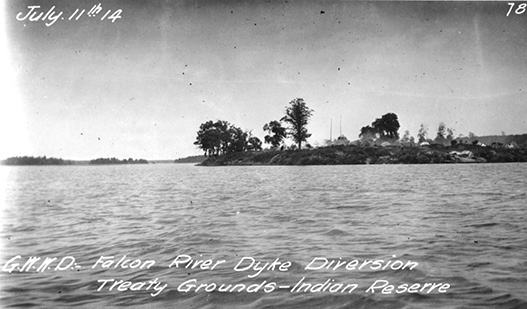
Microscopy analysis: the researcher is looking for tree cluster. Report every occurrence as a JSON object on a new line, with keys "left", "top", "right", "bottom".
{"left": 433, "top": 122, "right": 455, "bottom": 145}
{"left": 417, "top": 123, "right": 428, "bottom": 143}
{"left": 413, "top": 122, "right": 456, "bottom": 145}
{"left": 263, "top": 98, "right": 314, "bottom": 150}
{"left": 263, "top": 120, "right": 287, "bottom": 149}
{"left": 359, "top": 113, "right": 400, "bottom": 141}
{"left": 194, "top": 120, "right": 262, "bottom": 157}
{"left": 89, "top": 157, "right": 148, "bottom": 165}
{"left": 399, "top": 130, "right": 416, "bottom": 146}
{"left": 195, "top": 98, "right": 314, "bottom": 156}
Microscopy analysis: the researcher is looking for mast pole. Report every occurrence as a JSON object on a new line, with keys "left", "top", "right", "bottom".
{"left": 340, "top": 115, "right": 342, "bottom": 137}
{"left": 330, "top": 119, "right": 333, "bottom": 141}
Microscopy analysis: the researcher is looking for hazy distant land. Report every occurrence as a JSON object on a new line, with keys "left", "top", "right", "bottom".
{"left": 1, "top": 156, "right": 148, "bottom": 166}
{"left": 89, "top": 158, "right": 148, "bottom": 165}
{"left": 1, "top": 156, "right": 74, "bottom": 166}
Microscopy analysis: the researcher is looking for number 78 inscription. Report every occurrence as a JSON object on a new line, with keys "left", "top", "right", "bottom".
{"left": 507, "top": 3, "right": 526, "bottom": 16}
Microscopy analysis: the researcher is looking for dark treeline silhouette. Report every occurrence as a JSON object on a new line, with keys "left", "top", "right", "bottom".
{"left": 89, "top": 157, "right": 149, "bottom": 165}
{"left": 194, "top": 120, "right": 263, "bottom": 157}
{"left": 174, "top": 155, "right": 206, "bottom": 163}
{"left": 194, "top": 98, "right": 313, "bottom": 157}
{"left": 2, "top": 156, "right": 73, "bottom": 165}
{"left": 360, "top": 113, "right": 401, "bottom": 141}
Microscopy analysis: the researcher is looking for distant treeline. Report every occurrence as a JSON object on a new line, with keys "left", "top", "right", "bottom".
{"left": 457, "top": 134, "right": 527, "bottom": 147}
{"left": 2, "top": 156, "right": 73, "bottom": 165}
{"left": 89, "top": 157, "right": 149, "bottom": 165}
{"left": 174, "top": 155, "right": 206, "bottom": 163}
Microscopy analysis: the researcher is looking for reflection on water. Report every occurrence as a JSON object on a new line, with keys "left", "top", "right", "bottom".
{"left": 1, "top": 163, "right": 526, "bottom": 308}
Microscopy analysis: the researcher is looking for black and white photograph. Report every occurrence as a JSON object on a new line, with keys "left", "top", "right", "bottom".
{"left": 1, "top": 0, "right": 526, "bottom": 308}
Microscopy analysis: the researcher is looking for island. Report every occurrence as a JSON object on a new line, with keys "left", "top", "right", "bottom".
{"left": 89, "top": 158, "right": 149, "bottom": 165}
{"left": 1, "top": 156, "right": 73, "bottom": 165}
{"left": 1, "top": 156, "right": 151, "bottom": 166}
{"left": 193, "top": 98, "right": 527, "bottom": 166}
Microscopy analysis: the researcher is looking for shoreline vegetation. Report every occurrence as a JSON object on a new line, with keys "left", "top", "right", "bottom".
{"left": 174, "top": 155, "right": 206, "bottom": 164}
{"left": 1, "top": 156, "right": 148, "bottom": 166}
{"left": 199, "top": 144, "right": 527, "bottom": 166}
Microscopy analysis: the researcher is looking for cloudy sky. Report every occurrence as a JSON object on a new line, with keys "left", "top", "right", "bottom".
{"left": 2, "top": 0, "right": 526, "bottom": 160}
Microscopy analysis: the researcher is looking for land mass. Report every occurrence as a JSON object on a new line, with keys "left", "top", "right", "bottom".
{"left": 1, "top": 156, "right": 149, "bottom": 166}
{"left": 89, "top": 158, "right": 149, "bottom": 165}
{"left": 1, "top": 156, "right": 74, "bottom": 166}
{"left": 199, "top": 144, "right": 527, "bottom": 166}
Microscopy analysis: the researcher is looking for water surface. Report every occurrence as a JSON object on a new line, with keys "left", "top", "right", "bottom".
{"left": 1, "top": 163, "right": 526, "bottom": 308}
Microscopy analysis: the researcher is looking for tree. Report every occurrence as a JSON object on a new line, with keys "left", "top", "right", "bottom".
{"left": 436, "top": 122, "right": 446, "bottom": 139}
{"left": 281, "top": 98, "right": 314, "bottom": 150}
{"left": 434, "top": 122, "right": 447, "bottom": 145}
{"left": 371, "top": 113, "right": 400, "bottom": 139}
{"left": 227, "top": 125, "right": 248, "bottom": 153}
{"left": 359, "top": 125, "right": 377, "bottom": 144}
{"left": 194, "top": 120, "right": 258, "bottom": 156}
{"left": 263, "top": 120, "right": 287, "bottom": 148}
{"left": 194, "top": 120, "right": 223, "bottom": 156}
{"left": 359, "top": 125, "right": 377, "bottom": 138}
{"left": 446, "top": 127, "right": 455, "bottom": 139}
{"left": 216, "top": 120, "right": 232, "bottom": 154}
{"left": 417, "top": 123, "right": 428, "bottom": 143}
{"left": 400, "top": 130, "right": 415, "bottom": 146}
{"left": 445, "top": 127, "right": 455, "bottom": 144}
{"left": 359, "top": 113, "right": 400, "bottom": 141}
{"left": 247, "top": 135, "right": 262, "bottom": 151}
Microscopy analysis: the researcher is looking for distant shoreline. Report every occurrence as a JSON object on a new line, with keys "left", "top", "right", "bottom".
{"left": 3, "top": 145, "right": 525, "bottom": 166}
{"left": 1, "top": 156, "right": 148, "bottom": 166}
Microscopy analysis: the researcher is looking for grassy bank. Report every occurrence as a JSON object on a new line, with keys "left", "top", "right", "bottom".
{"left": 199, "top": 144, "right": 527, "bottom": 166}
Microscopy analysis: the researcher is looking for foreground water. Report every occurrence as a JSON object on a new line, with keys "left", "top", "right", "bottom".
{"left": 1, "top": 163, "right": 526, "bottom": 308}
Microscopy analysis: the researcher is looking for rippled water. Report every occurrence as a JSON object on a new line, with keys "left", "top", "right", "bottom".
{"left": 1, "top": 163, "right": 526, "bottom": 308}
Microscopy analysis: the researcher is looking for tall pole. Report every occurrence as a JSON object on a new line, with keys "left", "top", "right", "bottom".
{"left": 330, "top": 119, "right": 332, "bottom": 141}
{"left": 340, "top": 115, "right": 342, "bottom": 137}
